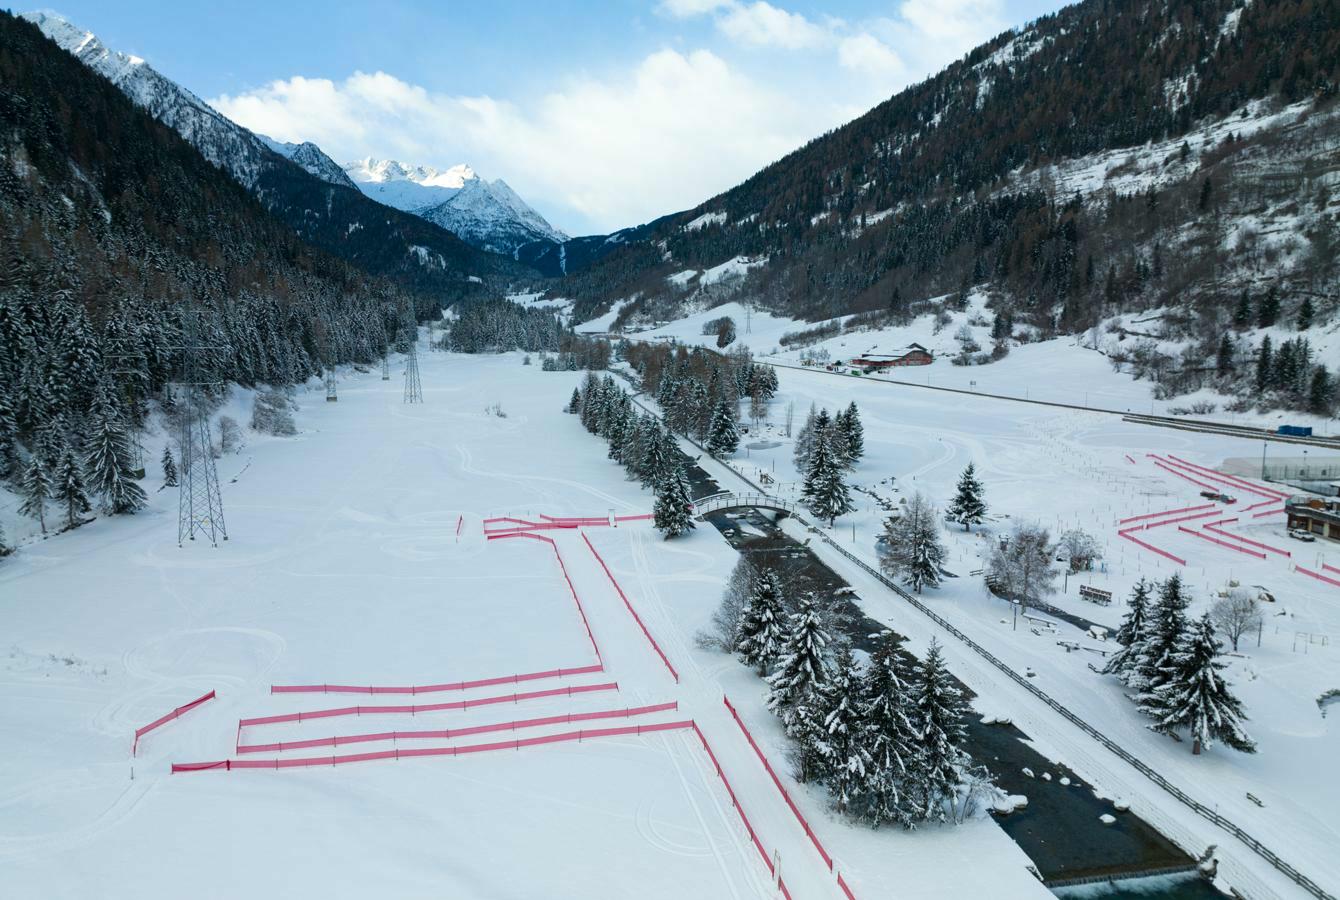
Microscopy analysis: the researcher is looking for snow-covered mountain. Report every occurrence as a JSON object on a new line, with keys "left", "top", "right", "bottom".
{"left": 344, "top": 157, "right": 568, "bottom": 255}
{"left": 259, "top": 136, "right": 357, "bottom": 189}
{"left": 23, "top": 10, "right": 280, "bottom": 188}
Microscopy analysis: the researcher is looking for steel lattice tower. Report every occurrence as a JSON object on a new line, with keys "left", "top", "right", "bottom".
{"left": 403, "top": 334, "right": 423, "bottom": 403}
{"left": 176, "top": 314, "right": 229, "bottom": 546}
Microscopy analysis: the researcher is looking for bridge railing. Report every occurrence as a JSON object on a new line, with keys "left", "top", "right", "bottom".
{"left": 693, "top": 492, "right": 799, "bottom": 519}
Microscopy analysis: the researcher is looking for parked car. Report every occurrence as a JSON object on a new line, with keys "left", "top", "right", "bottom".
{"left": 1199, "top": 490, "right": 1237, "bottom": 504}
{"left": 1288, "top": 528, "right": 1317, "bottom": 543}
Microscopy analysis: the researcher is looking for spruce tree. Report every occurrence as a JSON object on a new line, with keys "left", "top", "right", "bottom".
{"left": 1309, "top": 367, "right": 1334, "bottom": 416}
{"left": 565, "top": 387, "right": 581, "bottom": 414}
{"left": 82, "top": 383, "right": 147, "bottom": 515}
{"left": 814, "top": 645, "right": 870, "bottom": 812}
{"left": 640, "top": 424, "right": 675, "bottom": 489}
{"left": 1257, "top": 287, "right": 1280, "bottom": 328}
{"left": 879, "top": 492, "right": 945, "bottom": 593}
{"left": 706, "top": 397, "right": 740, "bottom": 458}
{"left": 20, "top": 455, "right": 52, "bottom": 533}
{"left": 1102, "top": 579, "right": 1150, "bottom": 682}
{"left": 946, "top": 462, "right": 987, "bottom": 531}
{"left": 736, "top": 569, "right": 788, "bottom": 675}
{"left": 838, "top": 402, "right": 864, "bottom": 466}
{"left": 1256, "top": 336, "right": 1273, "bottom": 391}
{"left": 910, "top": 639, "right": 969, "bottom": 822}
{"left": 861, "top": 631, "right": 921, "bottom": 828}
{"left": 793, "top": 404, "right": 818, "bottom": 472}
{"left": 1232, "top": 291, "right": 1251, "bottom": 330}
{"left": 1215, "top": 334, "right": 1234, "bottom": 377}
{"left": 161, "top": 445, "right": 179, "bottom": 487}
{"left": 53, "top": 447, "right": 92, "bottom": 530}
{"left": 1133, "top": 575, "right": 1191, "bottom": 724}
{"left": 0, "top": 391, "right": 17, "bottom": 479}
{"left": 1297, "top": 296, "right": 1314, "bottom": 331}
{"left": 1147, "top": 613, "right": 1255, "bottom": 755}
{"left": 653, "top": 466, "right": 695, "bottom": 538}
{"left": 802, "top": 428, "right": 854, "bottom": 526}
{"left": 767, "top": 594, "right": 830, "bottom": 738}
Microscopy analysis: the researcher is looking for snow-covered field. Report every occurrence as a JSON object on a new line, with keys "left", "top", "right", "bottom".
{"left": 0, "top": 347, "right": 1050, "bottom": 900}
{"left": 694, "top": 362, "right": 1340, "bottom": 898}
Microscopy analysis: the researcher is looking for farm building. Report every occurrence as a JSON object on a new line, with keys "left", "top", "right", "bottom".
{"left": 850, "top": 344, "right": 933, "bottom": 370}
{"left": 1286, "top": 496, "right": 1340, "bottom": 543}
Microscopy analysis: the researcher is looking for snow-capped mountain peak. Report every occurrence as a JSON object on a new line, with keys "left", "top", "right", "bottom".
{"left": 258, "top": 136, "right": 358, "bottom": 189}
{"left": 342, "top": 156, "right": 567, "bottom": 254}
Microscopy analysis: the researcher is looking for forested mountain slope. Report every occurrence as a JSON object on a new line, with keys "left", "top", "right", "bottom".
{"left": 563, "top": 0, "right": 1339, "bottom": 405}
{"left": 23, "top": 11, "right": 530, "bottom": 301}
{"left": 0, "top": 12, "right": 419, "bottom": 451}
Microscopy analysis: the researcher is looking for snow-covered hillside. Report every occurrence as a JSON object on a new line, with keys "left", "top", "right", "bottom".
{"left": 344, "top": 156, "right": 567, "bottom": 255}
{"left": 259, "top": 136, "right": 357, "bottom": 188}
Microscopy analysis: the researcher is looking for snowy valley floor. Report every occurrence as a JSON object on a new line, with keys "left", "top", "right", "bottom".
{"left": 0, "top": 350, "right": 1047, "bottom": 900}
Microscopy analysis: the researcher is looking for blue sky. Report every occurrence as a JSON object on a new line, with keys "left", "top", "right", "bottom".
{"left": 36, "top": 1, "right": 1069, "bottom": 234}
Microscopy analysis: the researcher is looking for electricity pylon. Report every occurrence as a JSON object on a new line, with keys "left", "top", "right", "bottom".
{"left": 176, "top": 312, "right": 228, "bottom": 546}
{"left": 403, "top": 335, "right": 423, "bottom": 403}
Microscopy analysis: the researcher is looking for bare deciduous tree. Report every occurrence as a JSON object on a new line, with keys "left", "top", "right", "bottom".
{"left": 987, "top": 523, "right": 1057, "bottom": 611}
{"left": 1210, "top": 591, "right": 1264, "bottom": 652}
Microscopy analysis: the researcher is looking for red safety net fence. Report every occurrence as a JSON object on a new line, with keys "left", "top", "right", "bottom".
{"left": 1147, "top": 457, "right": 1220, "bottom": 492}
{"left": 1118, "top": 503, "right": 1215, "bottom": 526}
{"left": 1165, "top": 455, "right": 1289, "bottom": 500}
{"left": 580, "top": 533, "right": 679, "bottom": 683}
{"left": 1140, "top": 509, "right": 1221, "bottom": 530}
{"left": 723, "top": 696, "right": 835, "bottom": 872}
{"left": 1324, "top": 563, "right": 1340, "bottom": 576}
{"left": 175, "top": 719, "right": 694, "bottom": 773}
{"left": 1178, "top": 526, "right": 1267, "bottom": 560}
{"left": 689, "top": 722, "right": 795, "bottom": 900}
{"left": 1202, "top": 524, "right": 1290, "bottom": 558}
{"left": 1125, "top": 454, "right": 1137, "bottom": 464}
{"left": 1118, "top": 529, "right": 1186, "bottom": 566}
{"left": 487, "top": 531, "right": 603, "bottom": 664}
{"left": 1296, "top": 566, "right": 1340, "bottom": 589}
{"left": 271, "top": 664, "right": 604, "bottom": 696}
{"left": 237, "top": 702, "right": 677, "bottom": 754}
{"left": 1252, "top": 506, "right": 1284, "bottom": 518}
{"left": 133, "top": 690, "right": 216, "bottom": 756}
{"left": 483, "top": 512, "right": 653, "bottom": 537}
{"left": 240, "top": 682, "right": 619, "bottom": 732}
{"left": 1244, "top": 498, "right": 1280, "bottom": 512}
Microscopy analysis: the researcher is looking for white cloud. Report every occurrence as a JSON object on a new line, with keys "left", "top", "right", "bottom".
{"left": 212, "top": 50, "right": 830, "bottom": 235}
{"left": 717, "top": 2, "right": 830, "bottom": 49}
{"left": 838, "top": 33, "right": 903, "bottom": 78}
{"left": 658, "top": 0, "right": 732, "bottom": 16}
{"left": 896, "top": 0, "right": 1006, "bottom": 45}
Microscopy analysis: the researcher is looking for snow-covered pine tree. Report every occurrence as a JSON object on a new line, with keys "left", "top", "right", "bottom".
{"left": 860, "top": 631, "right": 921, "bottom": 828}
{"left": 767, "top": 594, "right": 831, "bottom": 746}
{"left": 802, "top": 426, "right": 854, "bottom": 526}
{"left": 0, "top": 390, "right": 18, "bottom": 479}
{"left": 653, "top": 466, "right": 695, "bottom": 538}
{"left": 161, "top": 445, "right": 179, "bottom": 487}
{"left": 946, "top": 462, "right": 987, "bottom": 531}
{"left": 910, "top": 639, "right": 969, "bottom": 823}
{"left": 565, "top": 387, "right": 581, "bottom": 414}
{"left": 578, "top": 371, "right": 601, "bottom": 432}
{"left": 706, "top": 397, "right": 740, "bottom": 458}
{"left": 53, "top": 446, "right": 91, "bottom": 530}
{"left": 792, "top": 403, "right": 818, "bottom": 471}
{"left": 1147, "top": 613, "right": 1255, "bottom": 755}
{"left": 878, "top": 492, "right": 945, "bottom": 593}
{"left": 814, "top": 645, "right": 871, "bottom": 812}
{"left": 1133, "top": 575, "right": 1191, "bottom": 725}
{"left": 605, "top": 401, "right": 630, "bottom": 463}
{"left": 640, "top": 424, "right": 675, "bottom": 489}
{"left": 838, "top": 402, "right": 864, "bottom": 466}
{"left": 1102, "top": 579, "right": 1151, "bottom": 682}
{"left": 619, "top": 414, "right": 648, "bottom": 478}
{"left": 82, "top": 382, "right": 147, "bottom": 515}
{"left": 736, "top": 568, "right": 788, "bottom": 674}
{"left": 19, "top": 453, "right": 52, "bottom": 533}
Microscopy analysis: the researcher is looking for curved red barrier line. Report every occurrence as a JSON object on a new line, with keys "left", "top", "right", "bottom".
{"left": 488, "top": 532, "right": 603, "bottom": 663}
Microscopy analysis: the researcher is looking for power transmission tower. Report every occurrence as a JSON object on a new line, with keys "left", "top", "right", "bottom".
{"left": 403, "top": 333, "right": 423, "bottom": 403}
{"left": 176, "top": 312, "right": 229, "bottom": 546}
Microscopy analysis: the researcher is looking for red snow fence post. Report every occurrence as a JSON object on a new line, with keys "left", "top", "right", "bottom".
{"left": 133, "top": 690, "right": 216, "bottom": 756}
{"left": 270, "top": 663, "right": 604, "bottom": 696}
{"left": 722, "top": 696, "right": 834, "bottom": 870}
{"left": 1177, "top": 526, "right": 1267, "bottom": 560}
{"left": 1118, "top": 529, "right": 1186, "bottom": 566}
{"left": 175, "top": 719, "right": 694, "bottom": 773}
{"left": 1296, "top": 566, "right": 1340, "bottom": 589}
{"left": 580, "top": 533, "right": 679, "bottom": 683}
